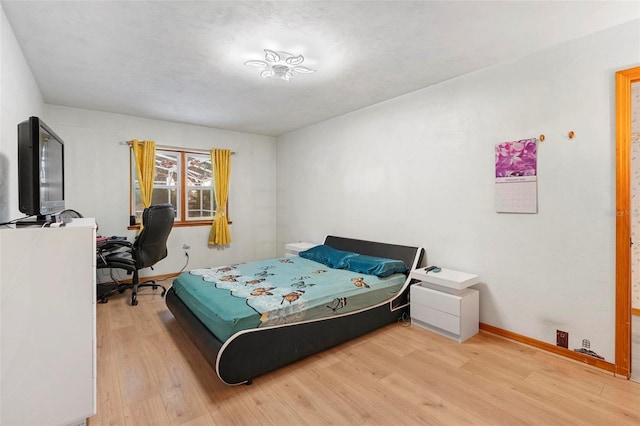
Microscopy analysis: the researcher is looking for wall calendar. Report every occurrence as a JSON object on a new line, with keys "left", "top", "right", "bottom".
{"left": 495, "top": 138, "right": 538, "bottom": 214}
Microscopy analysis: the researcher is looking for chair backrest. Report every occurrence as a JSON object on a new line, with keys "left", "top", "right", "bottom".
{"left": 59, "top": 209, "right": 83, "bottom": 219}
{"left": 133, "top": 203, "right": 175, "bottom": 269}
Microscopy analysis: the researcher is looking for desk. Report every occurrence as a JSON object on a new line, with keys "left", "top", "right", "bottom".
{"left": 0, "top": 218, "right": 97, "bottom": 425}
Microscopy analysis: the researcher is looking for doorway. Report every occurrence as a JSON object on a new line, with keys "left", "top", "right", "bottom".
{"left": 630, "top": 80, "right": 640, "bottom": 382}
{"left": 615, "top": 66, "right": 640, "bottom": 379}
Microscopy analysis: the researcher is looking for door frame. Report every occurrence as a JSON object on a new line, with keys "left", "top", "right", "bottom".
{"left": 615, "top": 66, "right": 640, "bottom": 378}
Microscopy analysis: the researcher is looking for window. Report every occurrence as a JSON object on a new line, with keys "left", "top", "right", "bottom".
{"left": 130, "top": 149, "right": 219, "bottom": 227}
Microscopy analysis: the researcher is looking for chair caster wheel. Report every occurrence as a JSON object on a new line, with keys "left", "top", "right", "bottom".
{"left": 131, "top": 296, "right": 138, "bottom": 306}
{"left": 161, "top": 288, "right": 167, "bottom": 297}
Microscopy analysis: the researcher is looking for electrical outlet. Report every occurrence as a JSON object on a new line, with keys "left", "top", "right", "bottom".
{"left": 182, "top": 243, "right": 190, "bottom": 250}
{"left": 556, "top": 330, "right": 569, "bottom": 349}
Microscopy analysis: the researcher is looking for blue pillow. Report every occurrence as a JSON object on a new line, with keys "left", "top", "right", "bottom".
{"left": 341, "top": 254, "right": 408, "bottom": 277}
{"left": 299, "top": 244, "right": 357, "bottom": 268}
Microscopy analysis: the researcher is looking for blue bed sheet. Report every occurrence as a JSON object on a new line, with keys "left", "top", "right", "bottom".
{"left": 171, "top": 256, "right": 406, "bottom": 342}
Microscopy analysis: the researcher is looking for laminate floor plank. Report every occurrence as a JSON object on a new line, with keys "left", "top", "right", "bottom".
{"left": 142, "top": 331, "right": 211, "bottom": 426}
{"left": 309, "top": 361, "right": 429, "bottom": 426}
{"left": 90, "top": 333, "right": 126, "bottom": 426}
{"left": 525, "top": 370, "right": 640, "bottom": 423}
{"left": 264, "top": 374, "right": 351, "bottom": 425}
{"left": 377, "top": 372, "right": 491, "bottom": 426}
{"left": 111, "top": 325, "right": 160, "bottom": 406}
{"left": 123, "top": 395, "right": 172, "bottom": 426}
{"left": 401, "top": 350, "right": 531, "bottom": 425}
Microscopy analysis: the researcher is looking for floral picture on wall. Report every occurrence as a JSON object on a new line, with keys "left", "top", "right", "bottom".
{"left": 495, "top": 138, "right": 538, "bottom": 213}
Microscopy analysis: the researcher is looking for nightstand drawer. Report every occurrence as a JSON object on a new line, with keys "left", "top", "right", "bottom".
{"left": 411, "top": 305, "right": 460, "bottom": 334}
{"left": 411, "top": 284, "right": 461, "bottom": 315}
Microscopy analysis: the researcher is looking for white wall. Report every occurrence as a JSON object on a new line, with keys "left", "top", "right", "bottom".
{"left": 0, "top": 6, "right": 44, "bottom": 222}
{"left": 0, "top": 6, "right": 45, "bottom": 423}
{"left": 43, "top": 105, "right": 277, "bottom": 279}
{"left": 277, "top": 20, "right": 640, "bottom": 362}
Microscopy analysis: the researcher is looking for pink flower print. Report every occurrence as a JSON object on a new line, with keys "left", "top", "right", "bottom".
{"left": 495, "top": 139, "right": 537, "bottom": 177}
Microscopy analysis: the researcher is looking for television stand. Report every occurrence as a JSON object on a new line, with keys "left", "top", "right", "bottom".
{"left": 15, "top": 214, "right": 58, "bottom": 227}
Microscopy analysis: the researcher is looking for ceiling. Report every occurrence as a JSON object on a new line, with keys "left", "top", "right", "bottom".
{"left": 2, "top": 1, "right": 638, "bottom": 137}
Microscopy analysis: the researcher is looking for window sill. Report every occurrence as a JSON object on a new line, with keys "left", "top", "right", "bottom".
{"left": 127, "top": 220, "right": 232, "bottom": 231}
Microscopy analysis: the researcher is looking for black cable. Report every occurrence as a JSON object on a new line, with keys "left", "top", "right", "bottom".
{"left": 0, "top": 215, "right": 35, "bottom": 226}
{"left": 178, "top": 252, "right": 190, "bottom": 274}
{"left": 397, "top": 311, "right": 411, "bottom": 327}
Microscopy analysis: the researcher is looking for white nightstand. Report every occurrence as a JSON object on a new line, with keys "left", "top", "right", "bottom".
{"left": 284, "top": 242, "right": 318, "bottom": 257}
{"left": 409, "top": 267, "right": 479, "bottom": 343}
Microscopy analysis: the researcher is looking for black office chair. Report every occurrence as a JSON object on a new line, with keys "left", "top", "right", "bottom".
{"left": 97, "top": 203, "right": 175, "bottom": 306}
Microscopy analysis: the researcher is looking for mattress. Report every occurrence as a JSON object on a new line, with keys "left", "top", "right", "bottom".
{"left": 171, "top": 256, "right": 407, "bottom": 342}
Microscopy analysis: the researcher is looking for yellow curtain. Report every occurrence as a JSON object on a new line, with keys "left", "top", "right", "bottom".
{"left": 131, "top": 139, "right": 156, "bottom": 230}
{"left": 208, "top": 148, "right": 232, "bottom": 245}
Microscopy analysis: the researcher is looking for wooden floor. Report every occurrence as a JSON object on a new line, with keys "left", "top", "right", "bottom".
{"left": 90, "top": 287, "right": 640, "bottom": 426}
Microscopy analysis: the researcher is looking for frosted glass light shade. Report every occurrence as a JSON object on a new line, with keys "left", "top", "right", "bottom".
{"left": 245, "top": 49, "right": 316, "bottom": 81}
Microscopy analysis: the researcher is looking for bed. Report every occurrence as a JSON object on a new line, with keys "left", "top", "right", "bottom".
{"left": 166, "top": 235, "right": 425, "bottom": 385}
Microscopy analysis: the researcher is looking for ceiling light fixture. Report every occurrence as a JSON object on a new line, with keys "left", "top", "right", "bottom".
{"left": 244, "top": 49, "right": 315, "bottom": 81}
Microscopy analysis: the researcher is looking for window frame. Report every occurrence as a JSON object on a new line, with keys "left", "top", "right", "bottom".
{"left": 129, "top": 147, "right": 230, "bottom": 229}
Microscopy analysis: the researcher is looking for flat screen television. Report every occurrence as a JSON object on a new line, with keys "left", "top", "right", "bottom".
{"left": 17, "top": 116, "right": 65, "bottom": 225}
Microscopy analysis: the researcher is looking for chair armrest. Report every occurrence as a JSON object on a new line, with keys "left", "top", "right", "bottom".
{"left": 97, "top": 238, "right": 132, "bottom": 249}
{"left": 97, "top": 240, "right": 133, "bottom": 267}
{"left": 97, "top": 239, "right": 132, "bottom": 257}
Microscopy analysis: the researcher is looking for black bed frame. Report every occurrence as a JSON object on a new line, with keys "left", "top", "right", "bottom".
{"left": 166, "top": 235, "right": 425, "bottom": 385}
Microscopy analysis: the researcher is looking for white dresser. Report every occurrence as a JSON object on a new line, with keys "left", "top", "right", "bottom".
{"left": 409, "top": 267, "right": 479, "bottom": 343}
{"left": 0, "top": 219, "right": 97, "bottom": 425}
